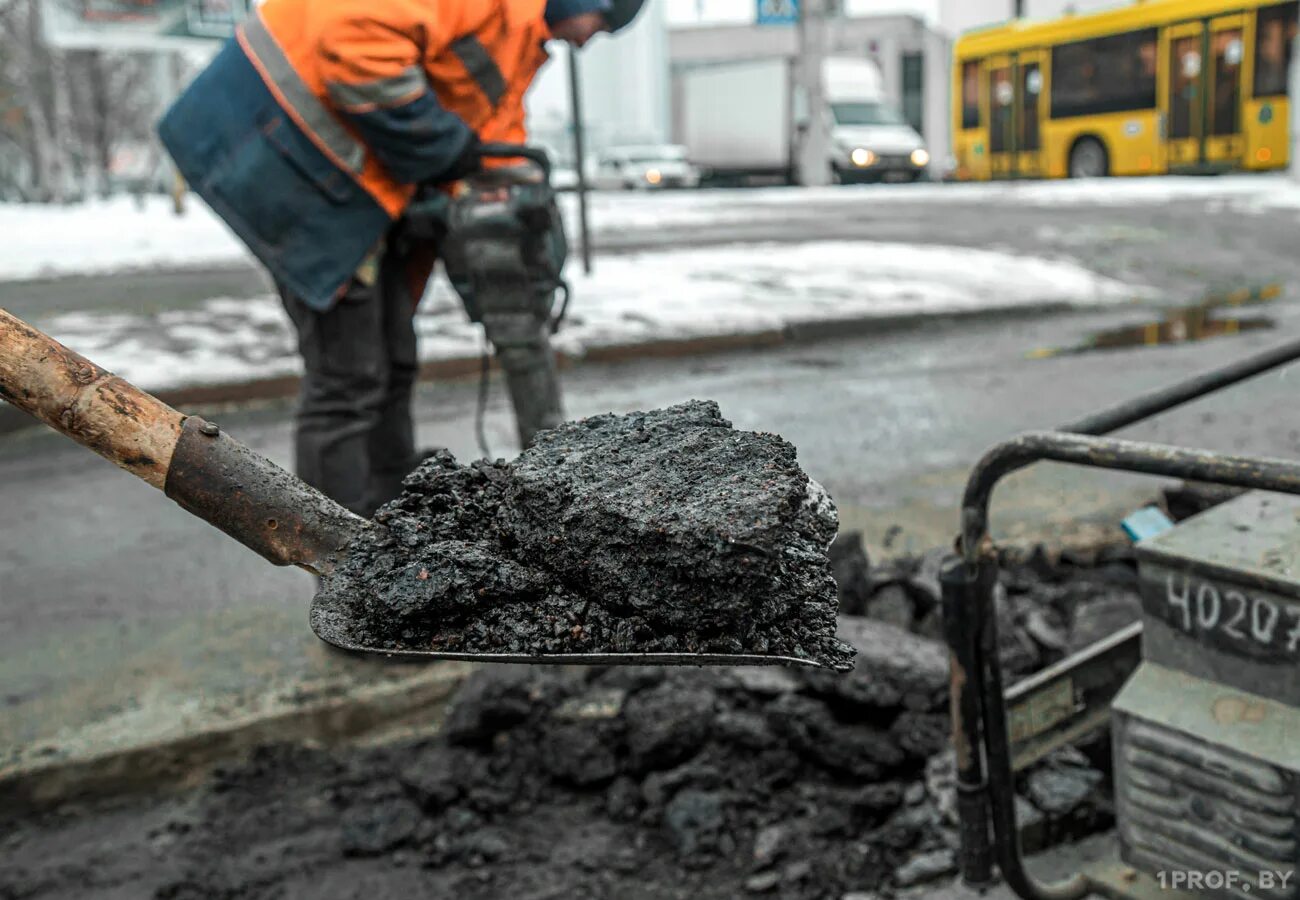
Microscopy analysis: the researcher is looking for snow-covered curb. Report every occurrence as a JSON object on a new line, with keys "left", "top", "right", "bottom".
{"left": 31, "top": 240, "right": 1147, "bottom": 395}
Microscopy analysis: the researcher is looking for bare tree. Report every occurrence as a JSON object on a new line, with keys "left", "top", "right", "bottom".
{"left": 0, "top": 0, "right": 172, "bottom": 201}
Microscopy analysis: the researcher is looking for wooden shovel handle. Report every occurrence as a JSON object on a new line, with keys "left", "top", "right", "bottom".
{"left": 0, "top": 307, "right": 183, "bottom": 488}
{"left": 0, "top": 308, "right": 367, "bottom": 574}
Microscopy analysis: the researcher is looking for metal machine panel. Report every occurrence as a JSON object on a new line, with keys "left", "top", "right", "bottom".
{"left": 1123, "top": 494, "right": 1300, "bottom": 898}
{"left": 1112, "top": 665, "right": 1300, "bottom": 899}
{"left": 1136, "top": 492, "right": 1300, "bottom": 706}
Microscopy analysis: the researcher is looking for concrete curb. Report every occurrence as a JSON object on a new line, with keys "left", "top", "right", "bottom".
{"left": 0, "top": 663, "right": 472, "bottom": 816}
{"left": 0, "top": 302, "right": 1073, "bottom": 438}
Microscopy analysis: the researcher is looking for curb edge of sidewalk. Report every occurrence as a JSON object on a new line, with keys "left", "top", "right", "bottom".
{"left": 0, "top": 663, "right": 473, "bottom": 817}
{"left": 0, "top": 302, "right": 1074, "bottom": 439}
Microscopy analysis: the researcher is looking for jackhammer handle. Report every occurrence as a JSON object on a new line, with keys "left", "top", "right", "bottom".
{"left": 479, "top": 142, "right": 552, "bottom": 176}
{"left": 0, "top": 308, "right": 367, "bottom": 576}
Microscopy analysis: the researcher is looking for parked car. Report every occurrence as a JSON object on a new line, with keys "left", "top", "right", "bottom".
{"left": 591, "top": 145, "right": 702, "bottom": 190}
{"left": 828, "top": 98, "right": 930, "bottom": 184}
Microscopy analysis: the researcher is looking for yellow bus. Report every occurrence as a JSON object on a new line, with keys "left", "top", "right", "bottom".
{"left": 952, "top": 0, "right": 1298, "bottom": 180}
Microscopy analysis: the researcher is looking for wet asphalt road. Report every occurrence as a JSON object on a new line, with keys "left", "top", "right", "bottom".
{"left": 6, "top": 183, "right": 1300, "bottom": 761}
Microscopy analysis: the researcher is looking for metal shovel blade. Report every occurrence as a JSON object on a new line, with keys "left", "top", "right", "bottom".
{"left": 308, "top": 588, "right": 841, "bottom": 669}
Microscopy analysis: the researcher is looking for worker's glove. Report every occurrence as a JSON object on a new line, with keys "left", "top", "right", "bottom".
{"left": 429, "top": 133, "right": 484, "bottom": 186}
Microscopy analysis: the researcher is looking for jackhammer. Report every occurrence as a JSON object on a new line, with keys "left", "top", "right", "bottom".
{"left": 403, "top": 143, "right": 569, "bottom": 451}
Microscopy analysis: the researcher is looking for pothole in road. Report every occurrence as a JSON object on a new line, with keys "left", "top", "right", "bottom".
{"left": 1029, "top": 283, "right": 1283, "bottom": 358}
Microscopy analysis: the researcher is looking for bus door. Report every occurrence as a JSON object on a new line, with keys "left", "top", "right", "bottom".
{"left": 988, "top": 55, "right": 1016, "bottom": 177}
{"left": 1205, "top": 15, "right": 1247, "bottom": 165}
{"left": 987, "top": 54, "right": 1046, "bottom": 178}
{"left": 1016, "top": 51, "right": 1048, "bottom": 177}
{"left": 1164, "top": 17, "right": 1247, "bottom": 169}
{"left": 1165, "top": 22, "right": 1205, "bottom": 167}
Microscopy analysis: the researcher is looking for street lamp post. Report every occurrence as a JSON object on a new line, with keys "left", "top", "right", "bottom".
{"left": 795, "top": 0, "right": 831, "bottom": 186}
{"left": 567, "top": 47, "right": 593, "bottom": 273}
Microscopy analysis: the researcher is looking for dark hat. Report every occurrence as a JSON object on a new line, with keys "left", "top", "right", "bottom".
{"left": 543, "top": 0, "right": 646, "bottom": 32}
{"left": 544, "top": 0, "right": 609, "bottom": 25}
{"left": 601, "top": 0, "right": 647, "bottom": 32}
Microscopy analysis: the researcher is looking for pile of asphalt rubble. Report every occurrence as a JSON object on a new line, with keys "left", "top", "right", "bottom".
{"left": 314, "top": 400, "right": 855, "bottom": 670}
{"left": 4, "top": 541, "right": 1150, "bottom": 900}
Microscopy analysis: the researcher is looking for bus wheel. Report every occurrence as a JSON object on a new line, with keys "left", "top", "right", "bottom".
{"left": 1069, "top": 138, "right": 1109, "bottom": 178}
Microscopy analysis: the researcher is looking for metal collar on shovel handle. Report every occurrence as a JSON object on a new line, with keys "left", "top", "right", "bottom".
{"left": 0, "top": 309, "right": 826, "bottom": 669}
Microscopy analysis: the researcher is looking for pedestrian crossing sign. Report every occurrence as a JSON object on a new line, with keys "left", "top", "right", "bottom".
{"left": 757, "top": 0, "right": 797, "bottom": 25}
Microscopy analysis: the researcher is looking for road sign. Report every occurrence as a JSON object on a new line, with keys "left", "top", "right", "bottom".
{"left": 757, "top": 0, "right": 798, "bottom": 26}
{"left": 42, "top": 0, "right": 254, "bottom": 50}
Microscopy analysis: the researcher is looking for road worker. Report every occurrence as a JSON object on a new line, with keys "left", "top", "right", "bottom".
{"left": 159, "top": 0, "right": 646, "bottom": 517}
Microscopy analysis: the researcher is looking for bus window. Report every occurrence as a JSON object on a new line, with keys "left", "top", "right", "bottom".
{"left": 962, "top": 61, "right": 981, "bottom": 128}
{"left": 1255, "top": 2, "right": 1299, "bottom": 96}
{"left": 1211, "top": 29, "right": 1243, "bottom": 136}
{"left": 1050, "top": 29, "right": 1158, "bottom": 118}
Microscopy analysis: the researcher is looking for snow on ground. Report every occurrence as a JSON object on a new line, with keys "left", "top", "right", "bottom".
{"left": 0, "top": 196, "right": 247, "bottom": 281}
{"left": 4, "top": 174, "right": 1300, "bottom": 281}
{"left": 33, "top": 240, "right": 1146, "bottom": 393}
{"left": 4, "top": 174, "right": 1300, "bottom": 282}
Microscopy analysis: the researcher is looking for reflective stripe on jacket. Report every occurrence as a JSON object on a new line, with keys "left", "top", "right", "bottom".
{"left": 159, "top": 0, "right": 550, "bottom": 310}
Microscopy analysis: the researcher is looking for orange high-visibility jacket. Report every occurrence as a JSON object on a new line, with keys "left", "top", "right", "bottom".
{"left": 160, "top": 0, "right": 551, "bottom": 309}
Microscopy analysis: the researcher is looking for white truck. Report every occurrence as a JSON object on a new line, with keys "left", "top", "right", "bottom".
{"left": 677, "top": 56, "right": 930, "bottom": 186}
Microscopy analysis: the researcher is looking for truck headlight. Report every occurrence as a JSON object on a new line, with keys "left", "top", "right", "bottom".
{"left": 850, "top": 148, "right": 876, "bottom": 167}
{"left": 911, "top": 148, "right": 931, "bottom": 167}
{"left": 645, "top": 168, "right": 662, "bottom": 185}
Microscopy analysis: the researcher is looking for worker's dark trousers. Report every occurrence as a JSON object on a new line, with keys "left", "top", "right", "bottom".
{"left": 278, "top": 253, "right": 418, "bottom": 519}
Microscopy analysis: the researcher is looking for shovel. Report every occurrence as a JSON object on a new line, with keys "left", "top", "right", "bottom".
{"left": 0, "top": 309, "right": 830, "bottom": 669}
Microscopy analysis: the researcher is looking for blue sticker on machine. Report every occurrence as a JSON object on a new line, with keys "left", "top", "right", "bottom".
{"left": 1122, "top": 506, "right": 1175, "bottom": 543}
{"left": 1261, "top": 104, "right": 1274, "bottom": 125}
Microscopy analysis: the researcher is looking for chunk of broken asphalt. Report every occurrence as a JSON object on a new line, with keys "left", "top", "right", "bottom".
{"left": 313, "top": 401, "right": 855, "bottom": 669}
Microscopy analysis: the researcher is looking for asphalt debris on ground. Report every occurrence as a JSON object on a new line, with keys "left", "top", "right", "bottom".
{"left": 313, "top": 400, "right": 855, "bottom": 670}
{"left": 0, "top": 611, "right": 1113, "bottom": 900}
{"left": 830, "top": 532, "right": 1145, "bottom": 677}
